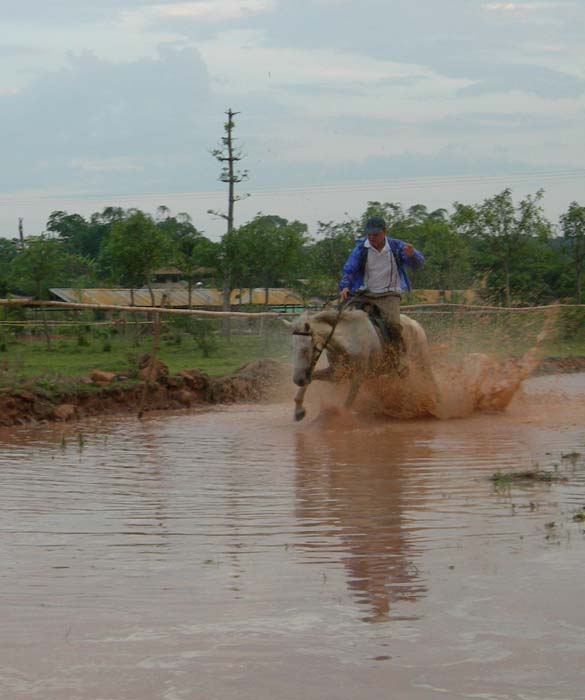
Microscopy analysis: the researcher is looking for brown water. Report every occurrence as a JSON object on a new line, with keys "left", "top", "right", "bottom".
{"left": 1, "top": 375, "right": 585, "bottom": 700}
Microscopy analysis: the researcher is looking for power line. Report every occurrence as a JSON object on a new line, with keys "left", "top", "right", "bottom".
{"left": 0, "top": 168, "right": 583, "bottom": 208}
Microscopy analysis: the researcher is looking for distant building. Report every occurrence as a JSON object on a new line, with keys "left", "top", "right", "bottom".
{"left": 152, "top": 267, "right": 216, "bottom": 287}
{"left": 50, "top": 287, "right": 305, "bottom": 312}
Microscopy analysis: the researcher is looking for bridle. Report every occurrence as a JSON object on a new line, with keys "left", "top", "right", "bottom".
{"left": 292, "top": 302, "right": 346, "bottom": 382}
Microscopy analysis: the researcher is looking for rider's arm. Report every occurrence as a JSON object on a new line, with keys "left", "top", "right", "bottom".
{"left": 338, "top": 242, "right": 364, "bottom": 293}
{"left": 398, "top": 240, "right": 425, "bottom": 270}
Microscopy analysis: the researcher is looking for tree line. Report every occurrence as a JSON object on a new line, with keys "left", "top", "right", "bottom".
{"left": 1, "top": 189, "right": 584, "bottom": 307}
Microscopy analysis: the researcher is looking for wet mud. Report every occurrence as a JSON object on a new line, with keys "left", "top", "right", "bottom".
{"left": 1, "top": 374, "right": 585, "bottom": 699}
{"left": 0, "top": 358, "right": 289, "bottom": 427}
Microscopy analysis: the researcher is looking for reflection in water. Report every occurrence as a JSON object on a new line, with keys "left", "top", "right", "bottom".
{"left": 294, "top": 421, "right": 433, "bottom": 621}
{"left": 1, "top": 383, "right": 585, "bottom": 700}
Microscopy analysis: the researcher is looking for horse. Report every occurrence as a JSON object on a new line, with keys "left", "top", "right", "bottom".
{"left": 286, "top": 308, "right": 439, "bottom": 421}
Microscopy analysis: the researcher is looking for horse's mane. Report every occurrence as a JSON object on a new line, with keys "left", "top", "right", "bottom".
{"left": 312, "top": 308, "right": 365, "bottom": 326}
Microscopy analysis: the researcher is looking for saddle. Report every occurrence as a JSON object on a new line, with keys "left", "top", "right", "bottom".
{"left": 348, "top": 300, "right": 391, "bottom": 343}
{"left": 347, "top": 300, "right": 409, "bottom": 377}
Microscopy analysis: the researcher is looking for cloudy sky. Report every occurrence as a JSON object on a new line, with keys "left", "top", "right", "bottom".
{"left": 1, "top": 0, "right": 584, "bottom": 239}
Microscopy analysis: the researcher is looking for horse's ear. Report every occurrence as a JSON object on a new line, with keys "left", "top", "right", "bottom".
{"left": 281, "top": 319, "right": 292, "bottom": 327}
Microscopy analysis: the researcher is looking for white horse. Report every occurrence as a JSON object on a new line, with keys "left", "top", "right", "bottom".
{"left": 287, "top": 308, "right": 438, "bottom": 421}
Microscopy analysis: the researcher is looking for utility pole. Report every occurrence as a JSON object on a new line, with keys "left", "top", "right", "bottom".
{"left": 18, "top": 218, "right": 24, "bottom": 249}
{"left": 209, "top": 108, "right": 249, "bottom": 336}
{"left": 210, "top": 109, "right": 248, "bottom": 235}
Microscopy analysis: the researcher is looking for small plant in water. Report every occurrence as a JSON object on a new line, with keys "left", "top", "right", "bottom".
{"left": 490, "top": 471, "right": 513, "bottom": 493}
{"left": 77, "top": 432, "right": 85, "bottom": 451}
{"left": 60, "top": 434, "right": 66, "bottom": 450}
{"left": 491, "top": 468, "right": 568, "bottom": 494}
{"left": 491, "top": 469, "right": 567, "bottom": 486}
{"left": 562, "top": 451, "right": 582, "bottom": 467}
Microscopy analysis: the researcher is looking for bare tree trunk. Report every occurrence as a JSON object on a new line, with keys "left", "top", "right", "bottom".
{"left": 222, "top": 273, "right": 231, "bottom": 339}
{"left": 40, "top": 307, "right": 52, "bottom": 350}
{"left": 146, "top": 279, "right": 155, "bottom": 307}
{"left": 137, "top": 311, "right": 162, "bottom": 419}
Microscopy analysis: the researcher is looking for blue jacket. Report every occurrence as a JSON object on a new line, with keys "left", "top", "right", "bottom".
{"left": 339, "top": 237, "right": 424, "bottom": 294}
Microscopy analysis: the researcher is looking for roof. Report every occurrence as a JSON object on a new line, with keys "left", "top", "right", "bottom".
{"left": 49, "top": 287, "right": 304, "bottom": 308}
{"left": 406, "top": 289, "right": 479, "bottom": 304}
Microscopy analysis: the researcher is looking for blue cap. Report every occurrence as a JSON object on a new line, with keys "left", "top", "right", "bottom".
{"left": 364, "top": 215, "right": 386, "bottom": 234}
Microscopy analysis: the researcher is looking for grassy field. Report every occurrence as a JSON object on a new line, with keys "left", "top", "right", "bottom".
{"left": 0, "top": 332, "right": 291, "bottom": 388}
{"left": 1, "top": 307, "right": 583, "bottom": 389}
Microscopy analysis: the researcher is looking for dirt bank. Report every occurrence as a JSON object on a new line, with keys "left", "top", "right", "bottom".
{"left": 534, "top": 356, "right": 585, "bottom": 375}
{"left": 0, "top": 358, "right": 290, "bottom": 427}
{"left": 0, "top": 355, "right": 583, "bottom": 427}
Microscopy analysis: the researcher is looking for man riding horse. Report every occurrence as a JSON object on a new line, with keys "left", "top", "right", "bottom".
{"left": 339, "top": 215, "right": 425, "bottom": 375}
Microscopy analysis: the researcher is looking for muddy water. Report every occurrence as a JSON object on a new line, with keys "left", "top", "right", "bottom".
{"left": 1, "top": 375, "right": 585, "bottom": 700}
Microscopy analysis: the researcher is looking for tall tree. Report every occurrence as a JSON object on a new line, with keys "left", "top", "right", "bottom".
{"left": 101, "top": 211, "right": 172, "bottom": 305}
{"left": 8, "top": 236, "right": 68, "bottom": 300}
{"left": 462, "top": 189, "right": 552, "bottom": 305}
{"left": 408, "top": 217, "right": 473, "bottom": 293}
{"left": 8, "top": 235, "right": 85, "bottom": 348}
{"left": 0, "top": 238, "right": 19, "bottom": 296}
{"left": 301, "top": 219, "right": 358, "bottom": 299}
{"left": 361, "top": 201, "right": 406, "bottom": 233}
{"left": 159, "top": 209, "right": 216, "bottom": 308}
{"left": 560, "top": 202, "right": 585, "bottom": 303}
{"left": 209, "top": 109, "right": 249, "bottom": 330}
{"left": 235, "top": 214, "right": 308, "bottom": 303}
{"left": 46, "top": 211, "right": 91, "bottom": 257}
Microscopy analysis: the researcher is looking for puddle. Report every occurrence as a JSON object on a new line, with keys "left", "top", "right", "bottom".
{"left": 1, "top": 374, "right": 584, "bottom": 699}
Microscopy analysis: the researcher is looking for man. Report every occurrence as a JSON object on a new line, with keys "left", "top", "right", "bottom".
{"left": 339, "top": 215, "right": 424, "bottom": 371}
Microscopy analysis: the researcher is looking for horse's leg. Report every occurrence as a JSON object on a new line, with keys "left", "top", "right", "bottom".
{"left": 344, "top": 360, "right": 365, "bottom": 409}
{"left": 294, "top": 385, "right": 308, "bottom": 421}
{"left": 343, "top": 378, "right": 361, "bottom": 409}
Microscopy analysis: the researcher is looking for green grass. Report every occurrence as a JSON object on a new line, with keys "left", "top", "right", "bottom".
{"left": 490, "top": 469, "right": 568, "bottom": 493}
{"left": 0, "top": 332, "right": 291, "bottom": 388}
{"left": 1, "top": 306, "right": 584, "bottom": 388}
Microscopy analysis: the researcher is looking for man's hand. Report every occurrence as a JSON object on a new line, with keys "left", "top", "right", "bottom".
{"left": 340, "top": 287, "right": 350, "bottom": 302}
{"left": 403, "top": 243, "right": 414, "bottom": 257}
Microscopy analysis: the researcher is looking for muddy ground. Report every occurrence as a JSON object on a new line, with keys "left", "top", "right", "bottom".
{"left": 0, "top": 358, "right": 290, "bottom": 427}
{"left": 0, "top": 355, "right": 584, "bottom": 427}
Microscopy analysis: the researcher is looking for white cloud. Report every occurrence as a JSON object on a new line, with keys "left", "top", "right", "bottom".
{"left": 484, "top": 3, "right": 541, "bottom": 11}
{"left": 482, "top": 1, "right": 571, "bottom": 20}
{"left": 198, "top": 31, "right": 473, "bottom": 96}
{"left": 124, "top": 0, "right": 274, "bottom": 26}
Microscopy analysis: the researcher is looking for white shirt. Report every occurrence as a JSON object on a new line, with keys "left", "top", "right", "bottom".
{"left": 363, "top": 238, "right": 401, "bottom": 293}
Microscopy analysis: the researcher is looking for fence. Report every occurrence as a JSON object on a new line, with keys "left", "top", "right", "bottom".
{"left": 0, "top": 299, "right": 584, "bottom": 387}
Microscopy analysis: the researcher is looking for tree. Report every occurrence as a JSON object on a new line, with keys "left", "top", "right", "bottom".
{"left": 8, "top": 236, "right": 69, "bottom": 300}
{"left": 101, "top": 211, "right": 172, "bottom": 305}
{"left": 89, "top": 207, "right": 128, "bottom": 265}
{"left": 361, "top": 201, "right": 407, "bottom": 234}
{"left": 302, "top": 219, "right": 359, "bottom": 299}
{"left": 0, "top": 238, "right": 19, "bottom": 296}
{"left": 209, "top": 109, "right": 249, "bottom": 331}
{"left": 46, "top": 211, "right": 90, "bottom": 256}
{"left": 8, "top": 235, "right": 86, "bottom": 348}
{"left": 234, "top": 214, "right": 308, "bottom": 304}
{"left": 560, "top": 202, "right": 585, "bottom": 303}
{"left": 160, "top": 210, "right": 216, "bottom": 308}
{"left": 461, "top": 189, "right": 552, "bottom": 305}
{"left": 408, "top": 217, "right": 473, "bottom": 293}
